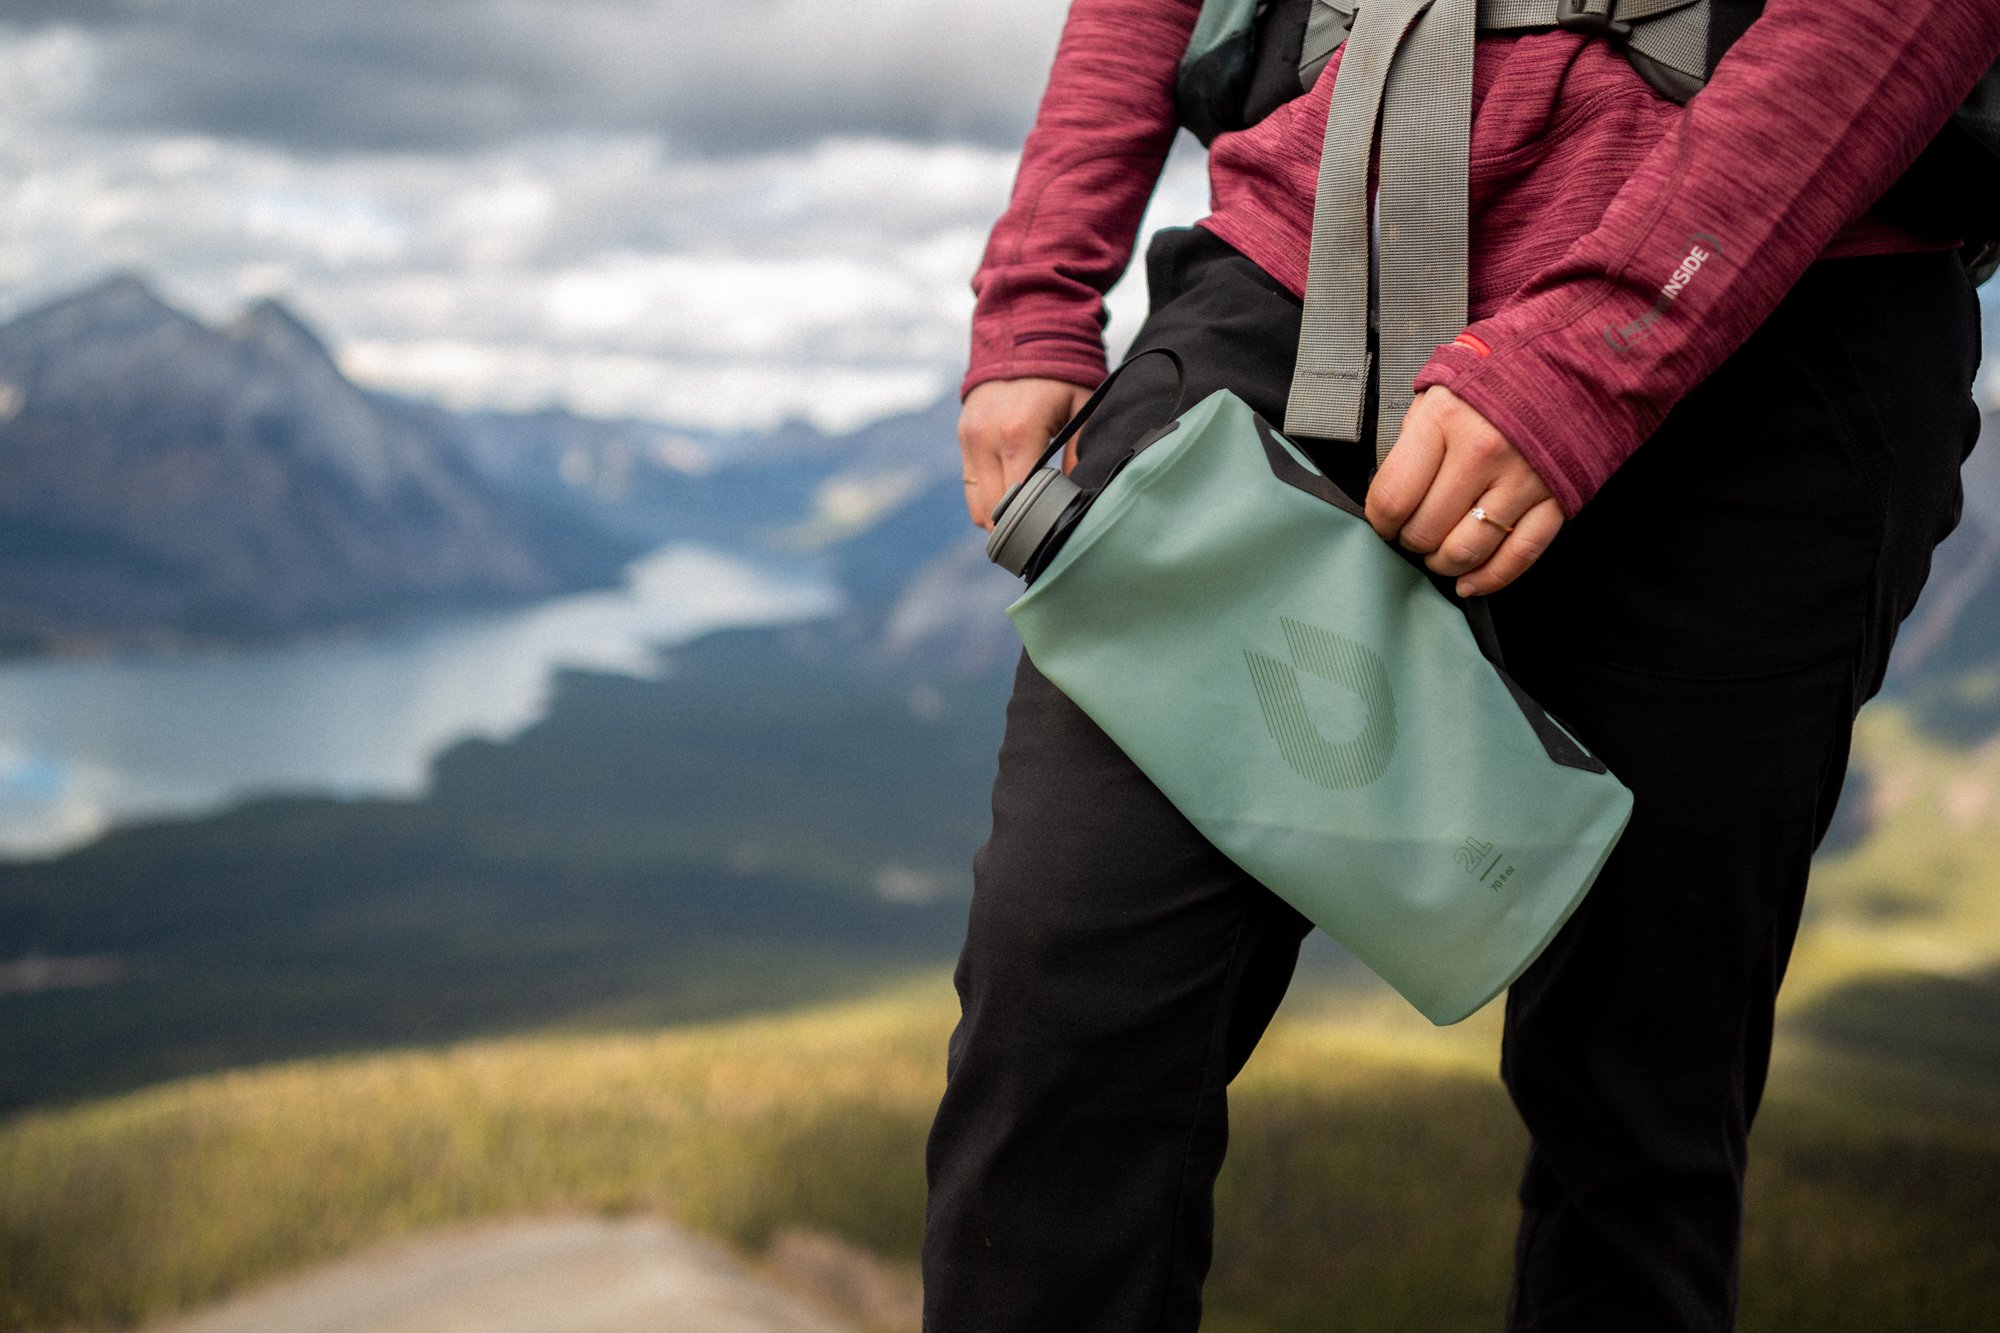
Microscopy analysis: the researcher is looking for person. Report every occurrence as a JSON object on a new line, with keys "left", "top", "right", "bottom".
{"left": 923, "top": 1, "right": 2000, "bottom": 1329}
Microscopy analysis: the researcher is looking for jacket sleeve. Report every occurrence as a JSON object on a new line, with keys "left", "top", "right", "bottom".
{"left": 1409, "top": 0, "right": 2000, "bottom": 518}
{"left": 960, "top": 0, "right": 1203, "bottom": 399}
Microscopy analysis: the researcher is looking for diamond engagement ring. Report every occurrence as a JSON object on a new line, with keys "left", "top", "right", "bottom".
{"left": 1470, "top": 506, "right": 1516, "bottom": 535}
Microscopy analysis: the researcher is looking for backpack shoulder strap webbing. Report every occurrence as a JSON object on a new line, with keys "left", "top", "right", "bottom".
{"left": 1281, "top": 0, "right": 1713, "bottom": 119}
{"left": 1182, "top": 0, "right": 1717, "bottom": 144}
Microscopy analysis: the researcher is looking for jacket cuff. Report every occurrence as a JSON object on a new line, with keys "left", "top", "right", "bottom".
{"left": 961, "top": 330, "right": 1108, "bottom": 400}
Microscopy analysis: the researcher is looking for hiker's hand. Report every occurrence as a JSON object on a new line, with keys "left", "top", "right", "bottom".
{"left": 958, "top": 377, "right": 1093, "bottom": 531}
{"left": 1365, "top": 384, "right": 1565, "bottom": 597}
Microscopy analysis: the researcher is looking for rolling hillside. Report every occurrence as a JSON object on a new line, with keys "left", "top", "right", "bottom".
{"left": 4, "top": 939, "right": 1996, "bottom": 1333}
{"left": 6, "top": 661, "right": 2000, "bottom": 1330}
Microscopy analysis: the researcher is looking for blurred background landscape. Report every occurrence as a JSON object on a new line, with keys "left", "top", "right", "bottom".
{"left": 1, "top": 3, "right": 1998, "bottom": 1331}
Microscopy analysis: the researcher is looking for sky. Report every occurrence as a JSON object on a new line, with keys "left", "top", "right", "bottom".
{"left": 0, "top": 3, "right": 1990, "bottom": 434}
{"left": 0, "top": 0, "right": 1209, "bottom": 432}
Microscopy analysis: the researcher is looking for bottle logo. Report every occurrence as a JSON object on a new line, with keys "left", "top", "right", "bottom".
{"left": 1244, "top": 617, "right": 1397, "bottom": 790}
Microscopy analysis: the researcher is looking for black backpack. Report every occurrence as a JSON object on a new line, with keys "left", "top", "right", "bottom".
{"left": 1176, "top": 0, "right": 2000, "bottom": 283}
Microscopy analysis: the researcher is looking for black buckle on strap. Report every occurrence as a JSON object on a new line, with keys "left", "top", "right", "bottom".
{"left": 1556, "top": 0, "right": 1632, "bottom": 41}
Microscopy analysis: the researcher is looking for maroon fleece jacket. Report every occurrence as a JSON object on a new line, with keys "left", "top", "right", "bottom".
{"left": 963, "top": 0, "right": 2000, "bottom": 516}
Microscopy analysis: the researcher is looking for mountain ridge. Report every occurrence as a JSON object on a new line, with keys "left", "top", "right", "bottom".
{"left": 0, "top": 275, "right": 639, "bottom": 658}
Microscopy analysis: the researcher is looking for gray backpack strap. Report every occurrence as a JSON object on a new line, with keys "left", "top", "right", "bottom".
{"left": 1283, "top": 0, "right": 1710, "bottom": 462}
{"left": 1285, "top": 0, "right": 1454, "bottom": 453}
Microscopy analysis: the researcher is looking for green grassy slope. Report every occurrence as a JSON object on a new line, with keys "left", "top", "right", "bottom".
{"left": 4, "top": 971, "right": 1996, "bottom": 1333}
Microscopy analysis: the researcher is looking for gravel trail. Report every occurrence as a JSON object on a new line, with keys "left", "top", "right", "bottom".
{"left": 146, "top": 1215, "right": 860, "bottom": 1333}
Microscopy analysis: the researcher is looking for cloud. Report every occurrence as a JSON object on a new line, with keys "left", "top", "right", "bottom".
{"left": 12, "top": 0, "right": 1076, "bottom": 155}
{"left": 0, "top": 95, "right": 1217, "bottom": 432}
{"left": 0, "top": 3, "right": 1220, "bottom": 432}
{"left": 6, "top": 3, "right": 2000, "bottom": 448}
{"left": 0, "top": 0, "right": 125, "bottom": 24}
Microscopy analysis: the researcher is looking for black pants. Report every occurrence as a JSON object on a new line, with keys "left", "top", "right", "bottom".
{"left": 922, "top": 225, "right": 1984, "bottom": 1332}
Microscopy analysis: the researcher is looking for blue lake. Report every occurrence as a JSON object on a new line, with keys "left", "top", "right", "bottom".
{"left": 0, "top": 544, "right": 835, "bottom": 859}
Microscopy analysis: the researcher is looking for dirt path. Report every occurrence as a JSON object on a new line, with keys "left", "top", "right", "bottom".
{"left": 146, "top": 1216, "right": 862, "bottom": 1333}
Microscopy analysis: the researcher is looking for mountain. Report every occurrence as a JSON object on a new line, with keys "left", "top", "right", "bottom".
{"left": 0, "top": 276, "right": 639, "bottom": 657}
